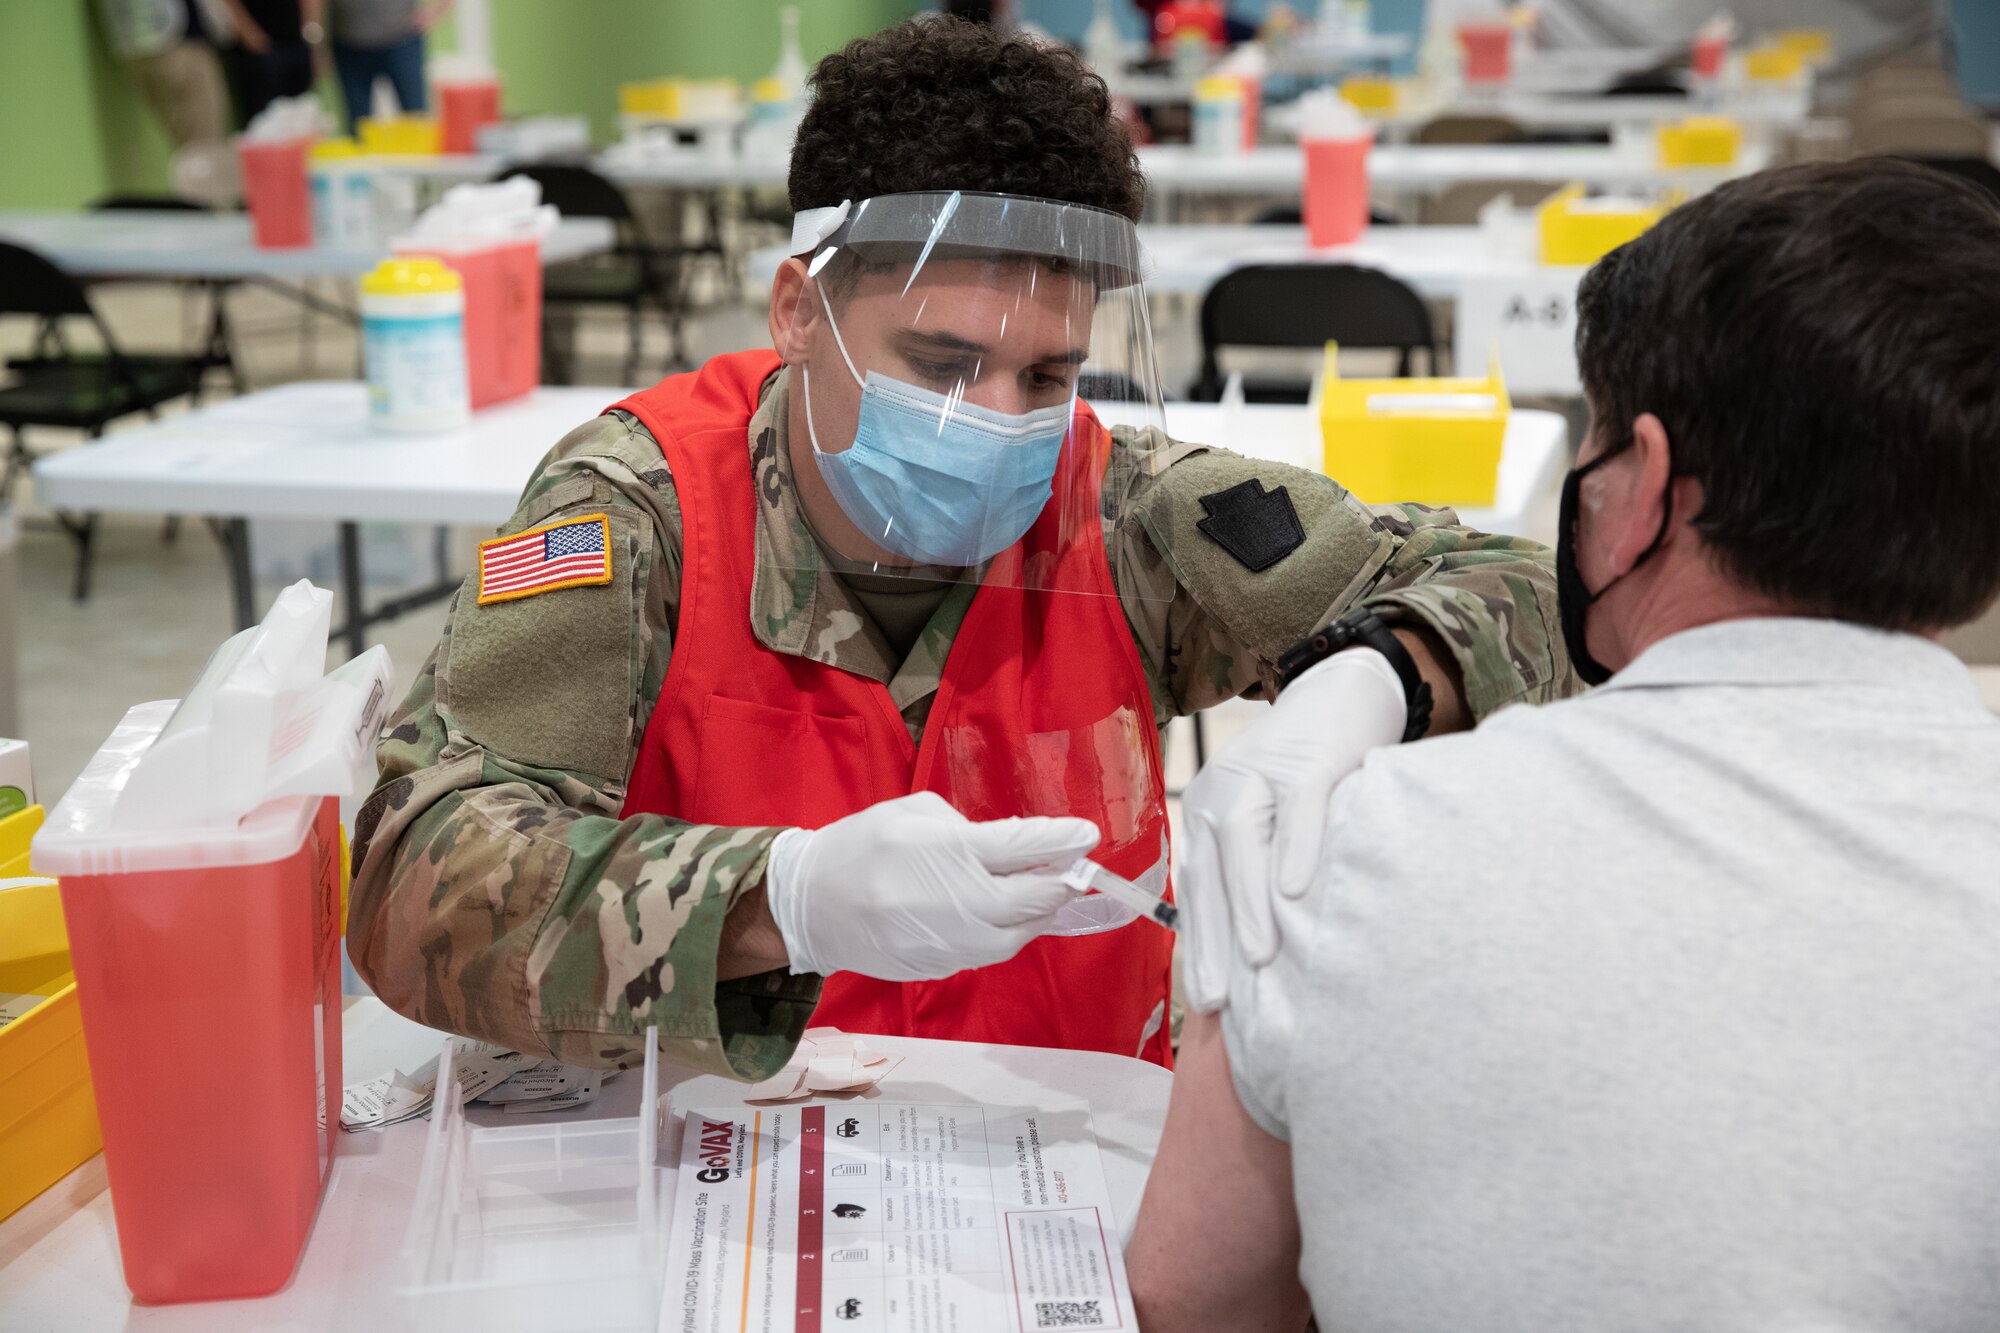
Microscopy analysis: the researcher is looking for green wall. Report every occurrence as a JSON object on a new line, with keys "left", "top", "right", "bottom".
{"left": 484, "top": 0, "right": 923, "bottom": 144}
{"left": 0, "top": 0, "right": 924, "bottom": 210}
{"left": 0, "top": 0, "right": 175, "bottom": 208}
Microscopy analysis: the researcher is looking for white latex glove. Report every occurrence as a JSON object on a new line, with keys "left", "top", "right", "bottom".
{"left": 1180, "top": 647, "right": 1408, "bottom": 1012}
{"left": 766, "top": 791, "right": 1101, "bottom": 982}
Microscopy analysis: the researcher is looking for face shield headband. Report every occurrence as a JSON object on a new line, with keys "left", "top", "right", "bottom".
{"left": 787, "top": 191, "right": 1153, "bottom": 293}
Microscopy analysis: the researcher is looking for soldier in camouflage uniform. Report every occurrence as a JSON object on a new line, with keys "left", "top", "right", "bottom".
{"left": 347, "top": 20, "right": 1578, "bottom": 1083}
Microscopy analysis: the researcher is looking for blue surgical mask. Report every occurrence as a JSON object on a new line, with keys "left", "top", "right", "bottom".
{"left": 802, "top": 285, "right": 1074, "bottom": 568}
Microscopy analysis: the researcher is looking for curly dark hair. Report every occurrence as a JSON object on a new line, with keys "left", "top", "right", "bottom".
{"left": 789, "top": 18, "right": 1146, "bottom": 222}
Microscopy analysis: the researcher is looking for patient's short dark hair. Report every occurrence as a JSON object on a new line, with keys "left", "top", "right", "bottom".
{"left": 1575, "top": 158, "right": 2000, "bottom": 631}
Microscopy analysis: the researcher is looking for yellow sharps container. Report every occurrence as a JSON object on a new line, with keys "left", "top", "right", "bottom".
{"left": 1658, "top": 116, "right": 1742, "bottom": 167}
{"left": 1318, "top": 343, "right": 1510, "bottom": 508}
{"left": 0, "top": 806, "right": 103, "bottom": 1224}
{"left": 1538, "top": 184, "right": 1675, "bottom": 265}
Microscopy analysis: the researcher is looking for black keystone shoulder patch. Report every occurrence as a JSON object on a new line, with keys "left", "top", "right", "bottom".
{"left": 1194, "top": 479, "right": 1306, "bottom": 572}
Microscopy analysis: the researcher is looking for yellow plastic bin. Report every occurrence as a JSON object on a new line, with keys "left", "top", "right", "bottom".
{"left": 1339, "top": 76, "right": 1400, "bottom": 112}
{"left": 618, "top": 77, "right": 740, "bottom": 122}
{"left": 1538, "top": 184, "right": 1672, "bottom": 265}
{"left": 1658, "top": 116, "right": 1741, "bottom": 167}
{"left": 1743, "top": 45, "right": 1805, "bottom": 83}
{"left": 1318, "top": 344, "right": 1510, "bottom": 507}
{"left": 0, "top": 799, "right": 36, "bottom": 878}
{"left": 359, "top": 115, "right": 442, "bottom": 156}
{"left": 0, "top": 806, "right": 104, "bottom": 1224}
{"left": 1776, "top": 28, "right": 1832, "bottom": 66}
{"left": 619, "top": 79, "right": 675, "bottom": 117}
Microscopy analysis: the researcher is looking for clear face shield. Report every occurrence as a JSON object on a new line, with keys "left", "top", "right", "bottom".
{"left": 778, "top": 191, "right": 1169, "bottom": 598}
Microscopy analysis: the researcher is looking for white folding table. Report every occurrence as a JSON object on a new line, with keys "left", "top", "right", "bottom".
{"left": 1261, "top": 28, "right": 1415, "bottom": 76}
{"left": 0, "top": 997, "right": 1174, "bottom": 1332}
{"left": 33, "top": 381, "right": 1567, "bottom": 656}
{"left": 375, "top": 152, "right": 796, "bottom": 192}
{"left": 1358, "top": 84, "right": 1815, "bottom": 136}
{"left": 34, "top": 384, "right": 625, "bottom": 657}
{"left": 1487, "top": 85, "right": 1812, "bottom": 131}
{"left": 1506, "top": 44, "right": 1684, "bottom": 93}
{"left": 1137, "top": 223, "right": 1554, "bottom": 298}
{"left": 593, "top": 153, "right": 793, "bottom": 191}
{"left": 378, "top": 141, "right": 1765, "bottom": 208}
{"left": 0, "top": 210, "right": 616, "bottom": 280}
{"left": 1136, "top": 140, "right": 1771, "bottom": 200}
{"left": 0, "top": 210, "right": 618, "bottom": 400}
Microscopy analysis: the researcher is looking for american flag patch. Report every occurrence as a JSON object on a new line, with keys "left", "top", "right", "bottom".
{"left": 476, "top": 514, "right": 613, "bottom": 605}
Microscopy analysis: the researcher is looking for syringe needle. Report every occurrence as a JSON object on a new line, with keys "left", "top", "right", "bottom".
{"left": 1060, "top": 858, "right": 1181, "bottom": 935}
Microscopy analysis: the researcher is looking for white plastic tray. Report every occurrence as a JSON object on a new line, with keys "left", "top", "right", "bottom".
{"left": 398, "top": 1031, "right": 663, "bottom": 1333}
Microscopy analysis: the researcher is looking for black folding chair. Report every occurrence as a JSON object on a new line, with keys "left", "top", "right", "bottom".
{"left": 91, "top": 194, "right": 207, "bottom": 211}
{"left": 1603, "top": 69, "right": 1687, "bottom": 96}
{"left": 495, "top": 163, "right": 688, "bottom": 383}
{"left": 1249, "top": 204, "right": 1402, "bottom": 227}
{"left": 1192, "top": 264, "right": 1437, "bottom": 402}
{"left": 89, "top": 194, "right": 246, "bottom": 398}
{"left": 1415, "top": 115, "right": 1529, "bottom": 145}
{"left": 0, "top": 242, "right": 201, "bottom": 599}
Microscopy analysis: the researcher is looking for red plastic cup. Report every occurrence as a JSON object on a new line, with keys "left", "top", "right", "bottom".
{"left": 238, "top": 138, "right": 314, "bottom": 249}
{"left": 56, "top": 798, "right": 344, "bottom": 1302}
{"left": 1691, "top": 34, "right": 1729, "bottom": 81}
{"left": 438, "top": 78, "right": 502, "bottom": 156}
{"left": 1303, "top": 135, "right": 1372, "bottom": 248}
{"left": 1458, "top": 22, "right": 1514, "bottom": 84}
{"left": 402, "top": 237, "right": 543, "bottom": 409}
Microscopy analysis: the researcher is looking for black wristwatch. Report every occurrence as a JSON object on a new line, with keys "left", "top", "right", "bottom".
{"left": 1275, "top": 608, "right": 1434, "bottom": 743}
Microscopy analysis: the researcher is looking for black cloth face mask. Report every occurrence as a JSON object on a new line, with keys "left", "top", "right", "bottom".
{"left": 1555, "top": 446, "right": 1675, "bottom": 687}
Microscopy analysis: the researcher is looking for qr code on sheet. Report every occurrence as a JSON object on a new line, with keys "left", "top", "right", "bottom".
{"left": 1034, "top": 1300, "right": 1104, "bottom": 1328}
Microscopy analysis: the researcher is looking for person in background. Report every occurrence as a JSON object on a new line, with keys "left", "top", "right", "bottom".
{"left": 1128, "top": 158, "right": 2000, "bottom": 1332}
{"left": 215, "top": 0, "right": 324, "bottom": 125}
{"left": 96, "top": 0, "right": 234, "bottom": 149}
{"left": 347, "top": 19, "right": 1572, "bottom": 1085}
{"left": 326, "top": 0, "right": 451, "bottom": 131}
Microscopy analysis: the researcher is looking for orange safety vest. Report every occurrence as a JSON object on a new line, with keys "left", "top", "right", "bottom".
{"left": 614, "top": 350, "right": 1174, "bottom": 1064}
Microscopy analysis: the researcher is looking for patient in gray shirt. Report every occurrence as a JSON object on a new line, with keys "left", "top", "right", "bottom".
{"left": 1129, "top": 158, "right": 2000, "bottom": 1332}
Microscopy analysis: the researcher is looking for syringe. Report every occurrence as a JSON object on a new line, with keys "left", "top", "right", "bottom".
{"left": 1060, "top": 859, "right": 1180, "bottom": 935}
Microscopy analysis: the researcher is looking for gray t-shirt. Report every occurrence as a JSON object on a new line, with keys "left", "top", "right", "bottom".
{"left": 328, "top": 0, "right": 418, "bottom": 49}
{"left": 1225, "top": 618, "right": 2000, "bottom": 1332}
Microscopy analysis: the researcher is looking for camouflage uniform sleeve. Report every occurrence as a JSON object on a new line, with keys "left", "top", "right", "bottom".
{"left": 1354, "top": 500, "right": 1578, "bottom": 719}
{"left": 346, "top": 410, "right": 819, "bottom": 1080}
{"left": 1111, "top": 426, "right": 1576, "bottom": 723}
